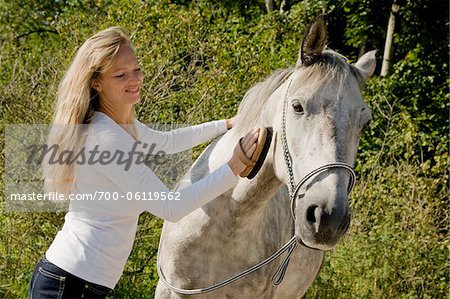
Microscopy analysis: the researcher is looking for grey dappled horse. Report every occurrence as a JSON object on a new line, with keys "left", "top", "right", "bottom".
{"left": 156, "top": 16, "right": 376, "bottom": 298}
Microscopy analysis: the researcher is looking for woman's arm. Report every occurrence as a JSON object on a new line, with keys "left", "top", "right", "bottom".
{"left": 134, "top": 119, "right": 228, "bottom": 155}
{"left": 93, "top": 129, "right": 238, "bottom": 222}
{"left": 225, "top": 116, "right": 235, "bottom": 130}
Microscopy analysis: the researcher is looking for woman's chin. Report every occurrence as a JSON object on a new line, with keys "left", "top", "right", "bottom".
{"left": 126, "top": 95, "right": 141, "bottom": 105}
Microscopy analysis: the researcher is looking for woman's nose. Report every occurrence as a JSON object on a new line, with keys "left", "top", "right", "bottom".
{"left": 131, "top": 70, "right": 143, "bottom": 82}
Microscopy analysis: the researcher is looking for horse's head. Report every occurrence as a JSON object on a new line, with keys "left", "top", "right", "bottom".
{"left": 265, "top": 16, "right": 376, "bottom": 250}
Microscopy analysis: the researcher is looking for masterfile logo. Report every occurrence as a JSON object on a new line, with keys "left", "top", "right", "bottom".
{"left": 5, "top": 123, "right": 194, "bottom": 212}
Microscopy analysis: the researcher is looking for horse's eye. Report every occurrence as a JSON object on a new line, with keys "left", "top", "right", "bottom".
{"left": 292, "top": 101, "right": 304, "bottom": 114}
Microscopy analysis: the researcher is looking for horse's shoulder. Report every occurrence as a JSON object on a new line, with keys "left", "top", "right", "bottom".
{"left": 190, "top": 136, "right": 221, "bottom": 183}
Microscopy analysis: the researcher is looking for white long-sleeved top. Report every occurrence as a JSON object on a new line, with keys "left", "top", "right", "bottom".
{"left": 46, "top": 111, "right": 238, "bottom": 289}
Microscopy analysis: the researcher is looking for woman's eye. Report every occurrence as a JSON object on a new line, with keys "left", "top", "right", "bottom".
{"left": 134, "top": 68, "right": 141, "bottom": 72}
{"left": 115, "top": 74, "right": 125, "bottom": 78}
{"left": 292, "top": 101, "right": 304, "bottom": 114}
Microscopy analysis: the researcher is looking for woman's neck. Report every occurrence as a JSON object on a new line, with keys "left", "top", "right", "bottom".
{"left": 97, "top": 102, "right": 137, "bottom": 140}
{"left": 97, "top": 103, "right": 133, "bottom": 124}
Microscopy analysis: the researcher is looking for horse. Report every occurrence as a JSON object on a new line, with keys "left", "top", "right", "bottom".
{"left": 155, "top": 16, "right": 376, "bottom": 298}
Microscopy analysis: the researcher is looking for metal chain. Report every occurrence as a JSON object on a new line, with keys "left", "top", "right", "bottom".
{"left": 281, "top": 77, "right": 296, "bottom": 196}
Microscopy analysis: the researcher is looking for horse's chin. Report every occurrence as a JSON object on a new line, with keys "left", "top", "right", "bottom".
{"left": 295, "top": 222, "right": 347, "bottom": 251}
{"left": 296, "top": 235, "right": 337, "bottom": 251}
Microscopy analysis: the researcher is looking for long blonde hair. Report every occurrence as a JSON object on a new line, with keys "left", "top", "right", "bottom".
{"left": 44, "top": 26, "right": 138, "bottom": 196}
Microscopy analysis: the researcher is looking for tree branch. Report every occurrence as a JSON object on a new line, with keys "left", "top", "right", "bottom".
{"left": 15, "top": 29, "right": 58, "bottom": 40}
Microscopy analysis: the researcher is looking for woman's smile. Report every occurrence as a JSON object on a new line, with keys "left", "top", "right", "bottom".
{"left": 125, "top": 85, "right": 140, "bottom": 95}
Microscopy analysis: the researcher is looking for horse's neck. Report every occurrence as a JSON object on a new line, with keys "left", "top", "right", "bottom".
{"left": 203, "top": 129, "right": 284, "bottom": 228}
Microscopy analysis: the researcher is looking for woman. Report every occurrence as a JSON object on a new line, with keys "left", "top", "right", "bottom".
{"left": 29, "top": 27, "right": 260, "bottom": 298}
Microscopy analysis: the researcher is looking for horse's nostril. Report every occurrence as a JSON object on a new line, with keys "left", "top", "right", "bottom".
{"left": 306, "top": 205, "right": 323, "bottom": 233}
{"left": 306, "top": 205, "right": 318, "bottom": 223}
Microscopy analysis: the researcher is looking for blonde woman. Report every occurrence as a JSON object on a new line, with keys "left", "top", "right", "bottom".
{"left": 29, "top": 27, "right": 262, "bottom": 298}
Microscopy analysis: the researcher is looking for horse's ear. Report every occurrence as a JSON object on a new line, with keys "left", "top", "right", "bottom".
{"left": 354, "top": 50, "right": 377, "bottom": 81}
{"left": 297, "top": 14, "right": 328, "bottom": 67}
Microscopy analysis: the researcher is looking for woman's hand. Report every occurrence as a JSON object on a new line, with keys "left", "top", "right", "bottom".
{"left": 228, "top": 127, "right": 260, "bottom": 176}
{"left": 225, "top": 116, "right": 236, "bottom": 130}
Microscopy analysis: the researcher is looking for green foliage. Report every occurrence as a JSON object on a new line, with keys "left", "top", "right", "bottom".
{"left": 358, "top": 44, "right": 448, "bottom": 172}
{"left": 305, "top": 164, "right": 448, "bottom": 298}
{"left": 1, "top": 0, "right": 447, "bottom": 298}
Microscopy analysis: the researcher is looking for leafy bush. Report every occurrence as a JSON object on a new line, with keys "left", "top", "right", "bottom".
{"left": 1, "top": 1, "right": 447, "bottom": 298}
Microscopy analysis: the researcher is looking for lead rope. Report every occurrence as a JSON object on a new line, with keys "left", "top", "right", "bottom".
{"left": 272, "top": 77, "right": 297, "bottom": 285}
{"left": 157, "top": 76, "right": 297, "bottom": 295}
{"left": 157, "top": 236, "right": 297, "bottom": 295}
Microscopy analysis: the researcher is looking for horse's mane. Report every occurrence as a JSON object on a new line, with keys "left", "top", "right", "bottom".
{"left": 236, "top": 67, "right": 294, "bottom": 128}
{"left": 236, "top": 49, "right": 364, "bottom": 129}
{"left": 304, "top": 49, "right": 365, "bottom": 84}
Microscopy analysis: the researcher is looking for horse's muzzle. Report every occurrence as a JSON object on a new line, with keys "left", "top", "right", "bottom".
{"left": 296, "top": 193, "right": 351, "bottom": 250}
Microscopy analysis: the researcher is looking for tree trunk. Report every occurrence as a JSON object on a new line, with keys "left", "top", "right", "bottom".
{"left": 381, "top": 3, "right": 400, "bottom": 76}
{"left": 279, "top": 0, "right": 290, "bottom": 14}
{"left": 265, "top": 0, "right": 275, "bottom": 13}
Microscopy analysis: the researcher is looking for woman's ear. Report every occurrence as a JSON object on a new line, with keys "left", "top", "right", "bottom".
{"left": 91, "top": 79, "right": 102, "bottom": 92}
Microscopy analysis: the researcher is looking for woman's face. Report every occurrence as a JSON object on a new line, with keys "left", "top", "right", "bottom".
{"left": 96, "top": 44, "right": 143, "bottom": 107}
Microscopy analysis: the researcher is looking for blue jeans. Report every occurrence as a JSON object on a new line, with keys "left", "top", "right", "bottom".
{"left": 29, "top": 256, "right": 112, "bottom": 298}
